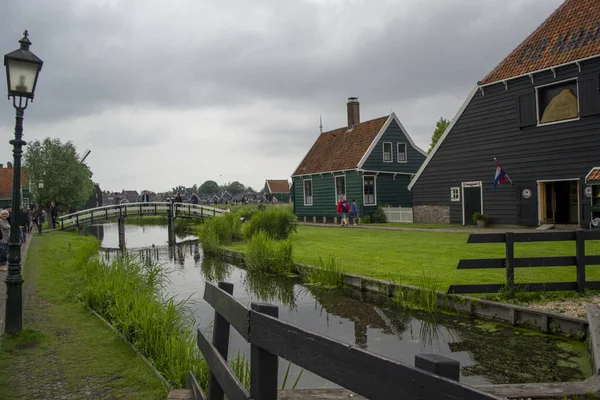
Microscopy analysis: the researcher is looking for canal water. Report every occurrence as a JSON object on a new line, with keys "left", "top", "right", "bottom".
{"left": 91, "top": 223, "right": 592, "bottom": 388}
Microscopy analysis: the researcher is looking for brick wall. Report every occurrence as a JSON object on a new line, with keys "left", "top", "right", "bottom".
{"left": 413, "top": 205, "right": 450, "bottom": 224}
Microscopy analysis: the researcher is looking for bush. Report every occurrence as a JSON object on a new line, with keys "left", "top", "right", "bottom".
{"left": 372, "top": 207, "right": 387, "bottom": 223}
{"left": 244, "top": 232, "right": 295, "bottom": 275}
{"left": 244, "top": 207, "right": 297, "bottom": 240}
{"left": 361, "top": 215, "right": 371, "bottom": 224}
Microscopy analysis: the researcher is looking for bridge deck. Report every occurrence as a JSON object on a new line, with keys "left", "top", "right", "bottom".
{"left": 58, "top": 202, "right": 226, "bottom": 229}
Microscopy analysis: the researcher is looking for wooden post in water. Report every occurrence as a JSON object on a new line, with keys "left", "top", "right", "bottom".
{"left": 117, "top": 217, "right": 126, "bottom": 250}
{"left": 167, "top": 205, "right": 175, "bottom": 246}
{"left": 207, "top": 282, "right": 235, "bottom": 400}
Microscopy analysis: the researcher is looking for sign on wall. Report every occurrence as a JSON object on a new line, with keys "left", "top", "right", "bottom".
{"left": 522, "top": 188, "right": 532, "bottom": 199}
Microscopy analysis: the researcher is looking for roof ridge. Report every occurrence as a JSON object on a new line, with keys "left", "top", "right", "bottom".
{"left": 321, "top": 114, "right": 389, "bottom": 135}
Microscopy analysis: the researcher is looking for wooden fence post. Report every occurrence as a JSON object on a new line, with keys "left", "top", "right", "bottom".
{"left": 505, "top": 232, "right": 515, "bottom": 295}
{"left": 414, "top": 354, "right": 460, "bottom": 381}
{"left": 576, "top": 230, "right": 586, "bottom": 294}
{"left": 250, "top": 303, "right": 279, "bottom": 400}
{"left": 208, "top": 282, "right": 235, "bottom": 400}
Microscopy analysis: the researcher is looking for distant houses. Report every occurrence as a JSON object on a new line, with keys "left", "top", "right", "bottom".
{"left": 291, "top": 98, "right": 426, "bottom": 222}
{"left": 409, "top": 0, "right": 600, "bottom": 228}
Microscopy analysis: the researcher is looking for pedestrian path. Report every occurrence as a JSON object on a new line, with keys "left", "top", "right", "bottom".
{"left": 298, "top": 222, "right": 540, "bottom": 234}
{"left": 0, "top": 232, "right": 32, "bottom": 338}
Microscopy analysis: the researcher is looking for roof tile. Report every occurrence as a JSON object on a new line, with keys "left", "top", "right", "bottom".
{"left": 588, "top": 168, "right": 600, "bottom": 182}
{"left": 293, "top": 116, "right": 389, "bottom": 176}
{"left": 482, "top": 0, "right": 600, "bottom": 85}
{"left": 266, "top": 180, "right": 290, "bottom": 193}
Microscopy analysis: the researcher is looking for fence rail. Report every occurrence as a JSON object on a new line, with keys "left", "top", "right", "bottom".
{"left": 448, "top": 230, "right": 600, "bottom": 295}
{"left": 382, "top": 207, "right": 413, "bottom": 223}
{"left": 190, "top": 281, "right": 499, "bottom": 400}
{"left": 57, "top": 202, "right": 225, "bottom": 229}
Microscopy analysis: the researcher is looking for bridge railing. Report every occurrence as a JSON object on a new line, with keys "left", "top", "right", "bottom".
{"left": 57, "top": 202, "right": 226, "bottom": 229}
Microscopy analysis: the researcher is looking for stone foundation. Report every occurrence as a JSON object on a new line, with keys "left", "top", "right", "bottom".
{"left": 413, "top": 205, "right": 450, "bottom": 224}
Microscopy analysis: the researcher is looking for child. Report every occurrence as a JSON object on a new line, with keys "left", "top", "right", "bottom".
{"left": 351, "top": 199, "right": 359, "bottom": 226}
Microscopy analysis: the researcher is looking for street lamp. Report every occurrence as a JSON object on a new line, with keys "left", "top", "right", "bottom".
{"left": 37, "top": 181, "right": 44, "bottom": 235}
{"left": 4, "top": 30, "right": 43, "bottom": 335}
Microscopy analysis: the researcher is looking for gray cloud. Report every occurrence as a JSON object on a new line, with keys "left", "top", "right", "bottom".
{"left": 0, "top": 0, "right": 564, "bottom": 191}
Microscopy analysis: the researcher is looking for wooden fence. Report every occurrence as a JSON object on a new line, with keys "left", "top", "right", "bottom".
{"left": 189, "top": 281, "right": 499, "bottom": 400}
{"left": 448, "top": 230, "right": 600, "bottom": 295}
{"left": 382, "top": 207, "right": 413, "bottom": 223}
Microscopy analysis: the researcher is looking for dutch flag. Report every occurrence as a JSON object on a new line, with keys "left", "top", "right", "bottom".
{"left": 493, "top": 158, "right": 512, "bottom": 189}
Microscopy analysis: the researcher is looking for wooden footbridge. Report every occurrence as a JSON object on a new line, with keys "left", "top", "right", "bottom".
{"left": 58, "top": 202, "right": 226, "bottom": 230}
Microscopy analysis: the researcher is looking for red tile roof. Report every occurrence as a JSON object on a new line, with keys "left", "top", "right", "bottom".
{"left": 588, "top": 168, "right": 600, "bottom": 182}
{"left": 0, "top": 168, "right": 29, "bottom": 200}
{"left": 292, "top": 116, "right": 389, "bottom": 176}
{"left": 266, "top": 180, "right": 290, "bottom": 193}
{"left": 482, "top": 0, "right": 600, "bottom": 85}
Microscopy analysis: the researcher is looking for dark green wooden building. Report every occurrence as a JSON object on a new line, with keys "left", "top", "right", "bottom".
{"left": 263, "top": 179, "right": 291, "bottom": 203}
{"left": 292, "top": 98, "right": 426, "bottom": 222}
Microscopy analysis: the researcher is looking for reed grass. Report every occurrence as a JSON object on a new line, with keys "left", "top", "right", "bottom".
{"left": 200, "top": 225, "right": 221, "bottom": 256}
{"left": 392, "top": 269, "right": 442, "bottom": 313}
{"left": 301, "top": 255, "right": 344, "bottom": 288}
{"left": 77, "top": 253, "right": 209, "bottom": 388}
{"left": 244, "top": 232, "right": 295, "bottom": 275}
{"left": 243, "top": 207, "right": 297, "bottom": 240}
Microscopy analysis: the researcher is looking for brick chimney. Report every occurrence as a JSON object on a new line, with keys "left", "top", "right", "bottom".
{"left": 347, "top": 97, "right": 360, "bottom": 129}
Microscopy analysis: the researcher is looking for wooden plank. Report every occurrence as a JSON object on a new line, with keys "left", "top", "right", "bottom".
{"left": 208, "top": 282, "right": 234, "bottom": 400}
{"left": 587, "top": 255, "right": 600, "bottom": 265}
{"left": 203, "top": 282, "right": 250, "bottom": 340}
{"left": 587, "top": 305, "right": 600, "bottom": 375}
{"left": 447, "top": 284, "right": 505, "bottom": 294}
{"left": 457, "top": 259, "right": 505, "bottom": 269}
{"left": 250, "top": 303, "right": 279, "bottom": 400}
{"left": 187, "top": 372, "right": 207, "bottom": 400}
{"left": 581, "top": 230, "right": 600, "bottom": 241}
{"left": 278, "top": 389, "right": 366, "bottom": 399}
{"left": 514, "top": 256, "right": 576, "bottom": 267}
{"left": 585, "top": 281, "right": 600, "bottom": 290}
{"left": 467, "top": 233, "right": 505, "bottom": 244}
{"left": 248, "top": 311, "right": 498, "bottom": 400}
{"left": 475, "top": 379, "right": 600, "bottom": 399}
{"left": 196, "top": 329, "right": 250, "bottom": 400}
{"left": 513, "top": 231, "right": 576, "bottom": 243}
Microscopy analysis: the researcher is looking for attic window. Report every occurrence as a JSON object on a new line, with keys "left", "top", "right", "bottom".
{"left": 383, "top": 142, "right": 392, "bottom": 163}
{"left": 537, "top": 80, "right": 579, "bottom": 125}
{"left": 397, "top": 143, "right": 407, "bottom": 163}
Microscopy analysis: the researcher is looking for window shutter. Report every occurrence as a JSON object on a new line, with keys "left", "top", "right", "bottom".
{"left": 579, "top": 74, "right": 600, "bottom": 117}
{"left": 517, "top": 92, "right": 537, "bottom": 128}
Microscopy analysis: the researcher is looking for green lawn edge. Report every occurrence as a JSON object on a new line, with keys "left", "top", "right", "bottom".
{"left": 0, "top": 232, "right": 168, "bottom": 400}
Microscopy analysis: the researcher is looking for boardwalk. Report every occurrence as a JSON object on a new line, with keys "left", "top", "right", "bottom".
{"left": 0, "top": 232, "right": 32, "bottom": 337}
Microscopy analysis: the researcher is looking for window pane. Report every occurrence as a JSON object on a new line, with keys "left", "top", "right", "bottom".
{"left": 398, "top": 143, "right": 407, "bottom": 162}
{"left": 383, "top": 143, "right": 392, "bottom": 162}
{"left": 336, "top": 176, "right": 346, "bottom": 201}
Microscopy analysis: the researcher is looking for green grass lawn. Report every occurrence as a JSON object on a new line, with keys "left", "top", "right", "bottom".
{"left": 0, "top": 233, "right": 167, "bottom": 399}
{"left": 228, "top": 225, "right": 600, "bottom": 290}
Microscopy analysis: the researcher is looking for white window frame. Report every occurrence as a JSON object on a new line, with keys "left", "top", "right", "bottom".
{"left": 397, "top": 142, "right": 407, "bottom": 163}
{"left": 382, "top": 142, "right": 393, "bottom": 163}
{"left": 362, "top": 175, "right": 377, "bottom": 206}
{"left": 335, "top": 175, "right": 346, "bottom": 202}
{"left": 450, "top": 187, "right": 460, "bottom": 202}
{"left": 22, "top": 197, "right": 30, "bottom": 208}
{"left": 535, "top": 78, "right": 580, "bottom": 127}
{"left": 303, "top": 179, "right": 313, "bottom": 206}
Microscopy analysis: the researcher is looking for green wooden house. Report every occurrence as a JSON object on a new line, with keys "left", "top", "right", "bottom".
{"left": 291, "top": 98, "right": 426, "bottom": 222}
{"left": 263, "top": 179, "right": 291, "bottom": 203}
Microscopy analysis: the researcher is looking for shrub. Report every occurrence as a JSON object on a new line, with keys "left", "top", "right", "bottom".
{"left": 244, "top": 232, "right": 295, "bottom": 275}
{"left": 203, "top": 212, "right": 242, "bottom": 245}
{"left": 244, "top": 207, "right": 297, "bottom": 240}
{"left": 361, "top": 215, "right": 371, "bottom": 224}
{"left": 372, "top": 206, "right": 387, "bottom": 223}
{"left": 199, "top": 225, "right": 220, "bottom": 256}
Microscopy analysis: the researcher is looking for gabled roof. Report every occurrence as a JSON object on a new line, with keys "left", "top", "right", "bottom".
{"left": 482, "top": 0, "right": 600, "bottom": 85}
{"left": 0, "top": 168, "right": 29, "bottom": 200}
{"left": 266, "top": 179, "right": 290, "bottom": 193}
{"left": 293, "top": 116, "right": 389, "bottom": 176}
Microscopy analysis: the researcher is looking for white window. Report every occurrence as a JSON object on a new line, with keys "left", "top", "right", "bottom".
{"left": 335, "top": 175, "right": 346, "bottom": 202}
{"left": 22, "top": 198, "right": 30, "bottom": 208}
{"left": 451, "top": 187, "right": 460, "bottom": 202}
{"left": 383, "top": 142, "right": 393, "bottom": 162}
{"left": 363, "top": 175, "right": 376, "bottom": 206}
{"left": 397, "top": 143, "right": 407, "bottom": 163}
{"left": 303, "top": 179, "right": 313, "bottom": 206}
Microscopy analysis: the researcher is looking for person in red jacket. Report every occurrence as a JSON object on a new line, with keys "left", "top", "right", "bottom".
{"left": 336, "top": 197, "right": 350, "bottom": 227}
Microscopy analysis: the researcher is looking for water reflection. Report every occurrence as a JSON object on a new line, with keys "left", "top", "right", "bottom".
{"left": 92, "top": 223, "right": 592, "bottom": 387}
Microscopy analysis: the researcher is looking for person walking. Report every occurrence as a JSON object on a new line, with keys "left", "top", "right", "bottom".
{"left": 351, "top": 199, "right": 359, "bottom": 226}
{"left": 336, "top": 197, "right": 350, "bottom": 227}
{"left": 50, "top": 201, "right": 58, "bottom": 229}
{"left": 141, "top": 190, "right": 151, "bottom": 202}
{"left": 190, "top": 193, "right": 199, "bottom": 204}
{"left": 174, "top": 192, "right": 183, "bottom": 203}
{"left": 0, "top": 209, "right": 10, "bottom": 271}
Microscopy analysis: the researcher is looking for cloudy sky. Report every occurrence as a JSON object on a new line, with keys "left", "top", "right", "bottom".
{"left": 0, "top": 0, "right": 563, "bottom": 193}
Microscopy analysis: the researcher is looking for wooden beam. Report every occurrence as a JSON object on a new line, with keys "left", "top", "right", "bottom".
{"left": 203, "top": 282, "right": 250, "bottom": 340}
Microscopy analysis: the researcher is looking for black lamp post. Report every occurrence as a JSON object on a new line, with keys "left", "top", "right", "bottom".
{"left": 4, "top": 31, "right": 43, "bottom": 335}
{"left": 37, "top": 181, "right": 44, "bottom": 235}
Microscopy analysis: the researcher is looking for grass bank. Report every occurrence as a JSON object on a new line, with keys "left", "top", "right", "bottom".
{"left": 226, "top": 225, "right": 600, "bottom": 291}
{"left": 0, "top": 233, "right": 167, "bottom": 399}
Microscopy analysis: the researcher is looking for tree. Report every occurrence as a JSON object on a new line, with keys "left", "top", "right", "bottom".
{"left": 227, "top": 181, "right": 246, "bottom": 194}
{"left": 171, "top": 185, "right": 186, "bottom": 194}
{"left": 24, "top": 138, "right": 95, "bottom": 211}
{"left": 428, "top": 117, "right": 450, "bottom": 154}
{"left": 198, "top": 180, "right": 219, "bottom": 194}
